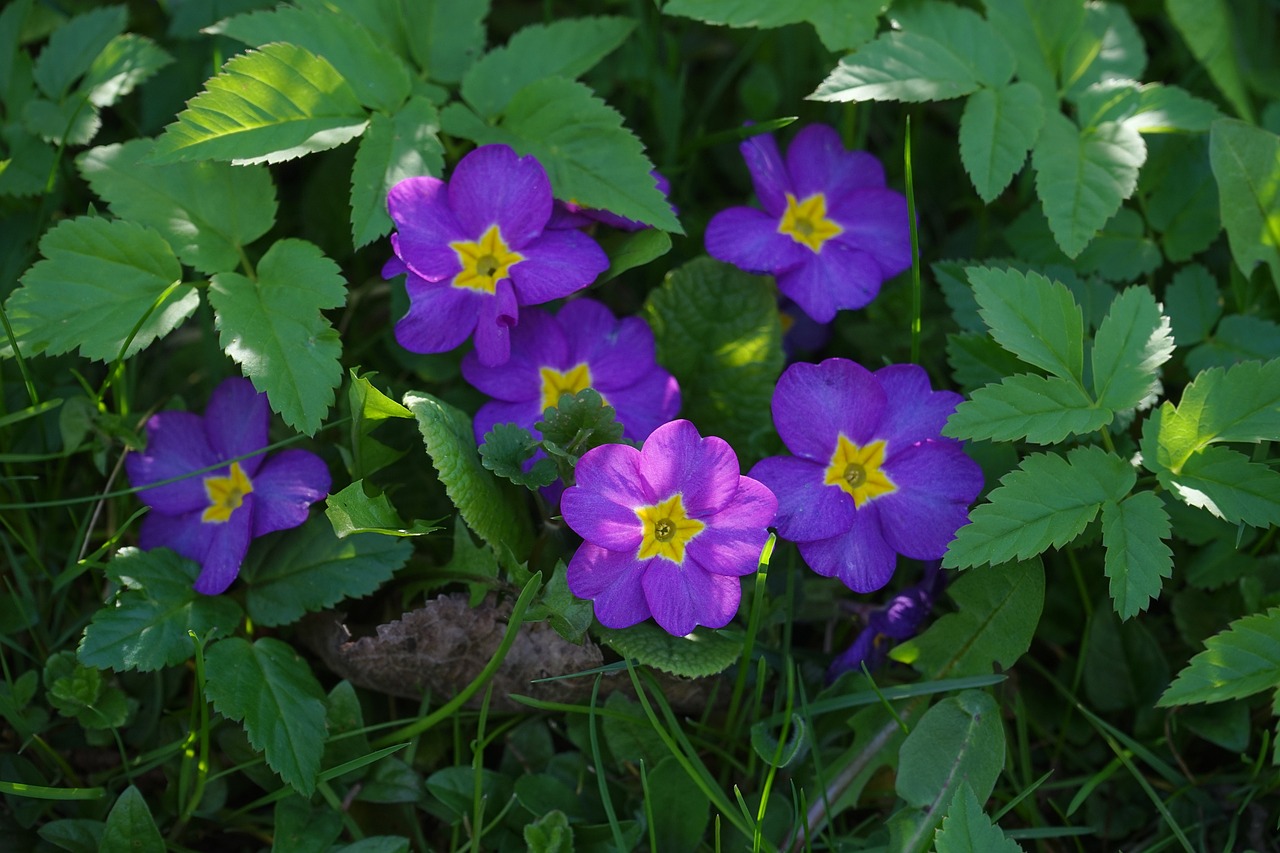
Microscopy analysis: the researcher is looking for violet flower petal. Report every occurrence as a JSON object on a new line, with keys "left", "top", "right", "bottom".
{"left": 748, "top": 454, "right": 852, "bottom": 543}
{"left": 642, "top": 558, "right": 742, "bottom": 635}
{"left": 561, "top": 443, "right": 647, "bottom": 551}
{"left": 786, "top": 125, "right": 888, "bottom": 200}
{"left": 799, "top": 503, "right": 898, "bottom": 592}
{"left": 566, "top": 542, "right": 651, "bottom": 628}
{"left": 777, "top": 244, "right": 885, "bottom": 322}
{"left": 471, "top": 279, "right": 519, "bottom": 367}
{"left": 638, "top": 420, "right": 739, "bottom": 516}
{"left": 828, "top": 188, "right": 912, "bottom": 279}
{"left": 873, "top": 364, "right": 963, "bottom": 450}
{"left": 878, "top": 441, "right": 983, "bottom": 559}
{"left": 203, "top": 377, "right": 269, "bottom": 478}
{"left": 387, "top": 177, "right": 468, "bottom": 281}
{"left": 508, "top": 229, "right": 608, "bottom": 305}
{"left": 771, "top": 359, "right": 885, "bottom": 461}
{"left": 138, "top": 510, "right": 212, "bottom": 566}
{"left": 472, "top": 399, "right": 543, "bottom": 445}
{"left": 461, "top": 307, "right": 565, "bottom": 402}
{"left": 559, "top": 301, "right": 653, "bottom": 389}
{"left": 249, "top": 449, "right": 331, "bottom": 538}
{"left": 705, "top": 206, "right": 808, "bottom": 275}
{"left": 394, "top": 274, "right": 480, "bottom": 355}
{"left": 684, "top": 476, "right": 777, "bottom": 577}
{"left": 192, "top": 508, "right": 255, "bottom": 595}
{"left": 446, "top": 145, "right": 552, "bottom": 248}
{"left": 126, "top": 412, "right": 217, "bottom": 515}
{"left": 599, "top": 370, "right": 681, "bottom": 443}
{"left": 739, "top": 131, "right": 791, "bottom": 215}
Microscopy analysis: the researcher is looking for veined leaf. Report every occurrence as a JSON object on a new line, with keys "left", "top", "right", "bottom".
{"left": 662, "top": 0, "right": 884, "bottom": 52}
{"left": 1158, "top": 606, "right": 1280, "bottom": 705}
{"left": 934, "top": 782, "right": 1024, "bottom": 853}
{"left": 944, "top": 373, "right": 1109, "bottom": 444}
{"left": 595, "top": 623, "right": 741, "bottom": 678}
{"left": 1163, "top": 445, "right": 1280, "bottom": 528}
{"left": 1143, "top": 136, "right": 1220, "bottom": 263}
{"left": 349, "top": 96, "right": 444, "bottom": 248}
{"left": 943, "top": 446, "right": 1135, "bottom": 569}
{"left": 1090, "top": 285, "right": 1174, "bottom": 411}
{"left": 981, "top": 0, "right": 1080, "bottom": 108}
{"left": 150, "top": 43, "right": 367, "bottom": 166}
{"left": 810, "top": 32, "right": 981, "bottom": 104}
{"left": 945, "top": 332, "right": 1030, "bottom": 391}
{"left": 1072, "top": 208, "right": 1163, "bottom": 282}
{"left": 959, "top": 82, "right": 1044, "bottom": 203}
{"left": 1166, "top": 0, "right": 1253, "bottom": 122}
{"left": 1154, "top": 359, "right": 1280, "bottom": 471}
{"left": 478, "top": 423, "right": 559, "bottom": 489}
{"left": 1210, "top": 120, "right": 1280, "bottom": 287}
{"left": 967, "top": 265, "right": 1085, "bottom": 382}
{"left": 82, "top": 33, "right": 173, "bottom": 109}
{"left": 896, "top": 690, "right": 1005, "bottom": 813}
{"left": 209, "top": 238, "right": 345, "bottom": 435}
{"left": 889, "top": 1, "right": 1014, "bottom": 89}
{"left": 401, "top": 0, "right": 490, "bottom": 85}
{"left": 324, "top": 480, "right": 441, "bottom": 539}
{"left": 1101, "top": 491, "right": 1173, "bottom": 620}
{"left": 1060, "top": 1, "right": 1145, "bottom": 101}
{"left": 1075, "top": 80, "right": 1221, "bottom": 134}
{"left": 1162, "top": 264, "right": 1221, "bottom": 346}
{"left": 204, "top": 636, "right": 327, "bottom": 795}
{"left": 1186, "top": 315, "right": 1280, "bottom": 374}
{"left": 101, "top": 787, "right": 164, "bottom": 853}
{"left": 33, "top": 5, "right": 126, "bottom": 99}
{"left": 346, "top": 369, "right": 413, "bottom": 480}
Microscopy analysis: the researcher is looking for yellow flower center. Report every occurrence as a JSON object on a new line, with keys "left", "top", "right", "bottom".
{"left": 777, "top": 192, "right": 843, "bottom": 253}
{"left": 539, "top": 363, "right": 607, "bottom": 412}
{"left": 635, "top": 493, "right": 705, "bottom": 563}
{"left": 202, "top": 461, "right": 253, "bottom": 524}
{"left": 823, "top": 435, "right": 896, "bottom": 508}
{"left": 450, "top": 224, "right": 524, "bottom": 293}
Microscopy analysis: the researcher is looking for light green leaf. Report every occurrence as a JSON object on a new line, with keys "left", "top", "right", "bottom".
{"left": 462, "top": 16, "right": 635, "bottom": 118}
{"left": 1164, "top": 445, "right": 1280, "bottom": 528}
{"left": 944, "top": 373, "right": 1109, "bottom": 444}
{"left": 78, "top": 548, "right": 244, "bottom": 673}
{"left": 889, "top": 0, "right": 1015, "bottom": 89}
{"left": 595, "top": 623, "right": 742, "bottom": 678}
{"left": 204, "top": 636, "right": 327, "bottom": 795}
{"left": 22, "top": 95, "right": 102, "bottom": 146}
{"left": 525, "top": 561, "right": 594, "bottom": 644}
{"left": 214, "top": 2, "right": 411, "bottom": 112}
{"left": 1090, "top": 285, "right": 1174, "bottom": 411}
{"left": 1143, "top": 136, "right": 1220, "bottom": 262}
{"left": 1163, "top": 264, "right": 1221, "bottom": 346}
{"left": 402, "top": 0, "right": 490, "bottom": 85}
{"left": 967, "top": 265, "right": 1085, "bottom": 382}
{"left": 935, "top": 781, "right": 1024, "bottom": 853}
{"left": 896, "top": 690, "right": 1005, "bottom": 815}
{"left": 1158, "top": 606, "right": 1280, "bottom": 706}
{"left": 77, "top": 139, "right": 277, "bottom": 275}
{"left": 959, "top": 82, "right": 1043, "bottom": 203}
{"left": 1152, "top": 359, "right": 1280, "bottom": 471}
{"left": 1060, "top": 1, "right": 1145, "bottom": 102}
{"left": 100, "top": 786, "right": 164, "bottom": 853}
{"left": 1076, "top": 80, "right": 1221, "bottom": 134}
{"left": 403, "top": 391, "right": 534, "bottom": 560}
{"left": 33, "top": 5, "right": 126, "bottom": 99}
{"left": 662, "top": 0, "right": 885, "bottom": 52}
{"left": 1032, "top": 111, "right": 1146, "bottom": 258}
{"left": 349, "top": 96, "right": 443, "bottom": 249}
{"left": 346, "top": 369, "right": 413, "bottom": 480}
{"left": 6, "top": 216, "right": 196, "bottom": 362}
{"left": 643, "top": 258, "right": 783, "bottom": 457}
{"left": 1210, "top": 119, "right": 1280, "bottom": 287}
{"left": 150, "top": 43, "right": 368, "bottom": 166}
{"left": 598, "top": 228, "right": 672, "bottom": 283}
{"left": 324, "top": 480, "right": 441, "bottom": 539}
{"left": 809, "top": 32, "right": 982, "bottom": 104}
{"left": 1101, "top": 491, "right": 1173, "bottom": 620}
{"left": 943, "top": 446, "right": 1136, "bottom": 569}
{"left": 1167, "top": 0, "right": 1253, "bottom": 122}
{"left": 240, "top": 515, "right": 412, "bottom": 627}
{"left": 209, "top": 238, "right": 345, "bottom": 435}
{"left": 82, "top": 33, "right": 173, "bottom": 108}
{"left": 1186, "top": 315, "right": 1280, "bottom": 374}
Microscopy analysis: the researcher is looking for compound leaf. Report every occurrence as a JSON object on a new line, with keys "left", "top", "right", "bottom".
{"left": 967, "top": 265, "right": 1085, "bottom": 382}
{"left": 1159, "top": 606, "right": 1280, "bottom": 706}
{"left": 959, "top": 82, "right": 1044, "bottom": 203}
{"left": 349, "top": 96, "right": 444, "bottom": 249}
{"left": 934, "top": 782, "right": 1024, "bottom": 853}
{"left": 1101, "top": 491, "right": 1173, "bottom": 620}
{"left": 1090, "top": 285, "right": 1174, "bottom": 411}
{"left": 944, "top": 373, "right": 1109, "bottom": 444}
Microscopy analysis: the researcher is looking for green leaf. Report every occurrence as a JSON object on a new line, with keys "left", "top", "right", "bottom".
{"left": 645, "top": 756, "right": 711, "bottom": 853}
{"left": 663, "top": 0, "right": 884, "bottom": 52}
{"left": 525, "top": 561, "right": 594, "bottom": 644}
{"left": 22, "top": 95, "right": 102, "bottom": 146}
{"left": 1163, "top": 264, "right": 1221, "bottom": 346}
{"left": 1101, "top": 491, "right": 1173, "bottom": 620}
{"left": 81, "top": 33, "right": 172, "bottom": 109}
{"left": 240, "top": 515, "right": 412, "bottom": 627}
{"left": 1163, "top": 445, "right": 1280, "bottom": 528}
{"left": 33, "top": 5, "right": 126, "bottom": 100}
{"left": 981, "top": 0, "right": 1080, "bottom": 109}
{"left": 1071, "top": 208, "right": 1163, "bottom": 283}
{"left": 1159, "top": 606, "right": 1280, "bottom": 706}
{"left": 1152, "top": 359, "right": 1280, "bottom": 471}
{"left": 403, "top": 391, "right": 535, "bottom": 560}
{"left": 402, "top": 0, "right": 490, "bottom": 85}
{"left": 38, "top": 818, "right": 105, "bottom": 853}
{"left": 889, "top": 0, "right": 1015, "bottom": 89}
{"left": 959, "top": 82, "right": 1044, "bottom": 203}
{"left": 1075, "top": 80, "right": 1221, "bottom": 134}
{"left": 100, "top": 786, "right": 163, "bottom": 853}
{"left": 944, "top": 373, "right": 1109, "bottom": 444}
{"left": 332, "top": 838, "right": 412, "bottom": 853}
{"left": 150, "top": 43, "right": 368, "bottom": 166}
{"left": 1083, "top": 609, "right": 1169, "bottom": 712}
{"left": 944, "top": 446, "right": 1136, "bottom": 569}
{"left": 524, "top": 811, "right": 574, "bottom": 853}
{"left": 946, "top": 333, "right": 1030, "bottom": 392}
{"left": 1032, "top": 111, "right": 1146, "bottom": 258}
{"left": 750, "top": 713, "right": 807, "bottom": 769}
{"left": 215, "top": 2, "right": 411, "bottom": 112}
{"left": 462, "top": 16, "right": 635, "bottom": 118}
{"left": 78, "top": 548, "right": 244, "bottom": 672}
{"left": 967, "top": 265, "right": 1085, "bottom": 382}
{"left": 442, "top": 78, "right": 681, "bottom": 232}
{"left": 1167, "top": 0, "right": 1253, "bottom": 123}
{"left": 595, "top": 623, "right": 742, "bottom": 678}
{"left": 898, "top": 558, "right": 1044, "bottom": 679}
{"left": 1210, "top": 119, "right": 1280, "bottom": 288}
{"left": 478, "top": 423, "right": 559, "bottom": 489}
{"left": 1187, "top": 315, "right": 1280, "bottom": 374}
{"left": 204, "top": 636, "right": 327, "bottom": 795}
{"left": 324, "top": 480, "right": 441, "bottom": 538}
{"left": 209, "top": 238, "right": 345, "bottom": 435}
{"left": 536, "top": 388, "right": 625, "bottom": 464}
{"left": 1060, "top": 1, "right": 1145, "bottom": 101}
{"left": 6, "top": 216, "right": 196, "bottom": 362}
{"left": 349, "top": 96, "right": 443, "bottom": 249}
{"left": 934, "top": 782, "right": 1024, "bottom": 853}
{"left": 43, "top": 650, "right": 130, "bottom": 729}
{"left": 347, "top": 369, "right": 413, "bottom": 480}
{"left": 809, "top": 32, "right": 982, "bottom": 104}
{"left": 77, "top": 139, "right": 277, "bottom": 275}
{"left": 439, "top": 515, "right": 499, "bottom": 607}
{"left": 0, "top": 131, "right": 56, "bottom": 198}
{"left": 598, "top": 228, "right": 672, "bottom": 283}
{"left": 1143, "top": 136, "right": 1220, "bottom": 263}
{"left": 271, "top": 795, "right": 342, "bottom": 853}
{"left": 1090, "top": 285, "right": 1174, "bottom": 411}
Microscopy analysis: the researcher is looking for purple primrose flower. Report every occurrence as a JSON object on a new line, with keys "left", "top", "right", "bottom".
{"left": 125, "top": 378, "right": 331, "bottom": 595}
{"left": 561, "top": 419, "right": 777, "bottom": 636}
{"left": 705, "top": 124, "right": 911, "bottom": 323}
{"left": 748, "top": 358, "right": 982, "bottom": 593}
{"left": 385, "top": 144, "right": 609, "bottom": 367}
{"left": 827, "top": 561, "right": 946, "bottom": 682}
{"left": 461, "top": 298, "right": 680, "bottom": 445}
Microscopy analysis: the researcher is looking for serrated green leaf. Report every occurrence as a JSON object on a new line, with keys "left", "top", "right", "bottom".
{"left": 959, "top": 82, "right": 1043, "bottom": 203}
{"left": 442, "top": 78, "right": 680, "bottom": 232}
{"left": 1163, "top": 264, "right": 1221, "bottom": 346}
{"left": 204, "top": 636, "right": 327, "bottom": 795}
{"left": 944, "top": 373, "right": 1108, "bottom": 444}
{"left": 900, "top": 558, "right": 1044, "bottom": 679}
{"left": 643, "top": 258, "right": 783, "bottom": 456}
{"left": 33, "top": 5, "right": 126, "bottom": 100}
{"left": 896, "top": 690, "right": 1005, "bottom": 814}
{"left": 324, "top": 480, "right": 441, "bottom": 538}
{"left": 1210, "top": 119, "right": 1280, "bottom": 287}
{"left": 1167, "top": 0, "right": 1253, "bottom": 123}
{"left": 1101, "top": 491, "right": 1173, "bottom": 620}
{"left": 967, "top": 265, "right": 1085, "bottom": 382}
{"left": 478, "top": 423, "right": 559, "bottom": 489}
{"left": 77, "top": 139, "right": 277, "bottom": 275}
{"left": 82, "top": 33, "right": 172, "bottom": 108}
{"left": 22, "top": 95, "right": 101, "bottom": 146}
{"left": 215, "top": 2, "right": 411, "bottom": 112}
{"left": 1186, "top": 315, "right": 1280, "bottom": 374}
{"left": 209, "top": 238, "right": 344, "bottom": 435}
{"left": 44, "top": 650, "right": 129, "bottom": 729}
{"left": 1032, "top": 111, "right": 1146, "bottom": 258}
{"left": 150, "top": 43, "right": 368, "bottom": 166}
{"left": 100, "top": 786, "right": 163, "bottom": 853}
{"left": 945, "top": 333, "right": 1030, "bottom": 391}
{"left": 1090, "top": 285, "right": 1174, "bottom": 411}
{"left": 349, "top": 96, "right": 443, "bottom": 249}
{"left": 0, "top": 131, "right": 56, "bottom": 198}
{"left": 1072, "top": 208, "right": 1163, "bottom": 283}
{"left": 403, "top": 390, "right": 534, "bottom": 560}
{"left": 1143, "top": 136, "right": 1220, "bottom": 263}
{"left": 462, "top": 16, "right": 634, "bottom": 118}
{"left": 78, "top": 548, "right": 243, "bottom": 672}
{"left": 1158, "top": 606, "right": 1280, "bottom": 706}
{"left": 240, "top": 515, "right": 411, "bottom": 626}
{"left": 889, "top": 1, "right": 1015, "bottom": 89}
{"left": 402, "top": 0, "right": 490, "bottom": 85}
{"left": 1060, "top": 1, "right": 1145, "bottom": 102}
{"left": 346, "top": 369, "right": 412, "bottom": 480}
{"left": 526, "top": 561, "right": 593, "bottom": 644}
{"left": 596, "top": 623, "right": 742, "bottom": 678}
{"left": 1164, "top": 445, "right": 1280, "bottom": 528}
{"left": 944, "top": 446, "right": 1135, "bottom": 569}
{"left": 598, "top": 228, "right": 672, "bottom": 283}
{"left": 934, "top": 781, "right": 1024, "bottom": 853}
{"left": 536, "top": 389, "right": 625, "bottom": 462}
{"left": 809, "top": 32, "right": 982, "bottom": 104}
{"left": 663, "top": 0, "right": 883, "bottom": 52}
{"left": 982, "top": 0, "right": 1079, "bottom": 109}
{"left": 1154, "top": 359, "right": 1280, "bottom": 471}
{"left": 0, "top": 0, "right": 32, "bottom": 98}
{"left": 6, "top": 216, "right": 196, "bottom": 362}
{"left": 1076, "top": 80, "right": 1221, "bottom": 134}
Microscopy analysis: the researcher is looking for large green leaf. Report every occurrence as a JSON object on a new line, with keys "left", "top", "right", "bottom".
{"left": 810, "top": 32, "right": 981, "bottom": 104}
{"left": 934, "top": 782, "right": 1024, "bottom": 853}
{"left": 1075, "top": 80, "right": 1221, "bottom": 134}
{"left": 204, "top": 636, "right": 327, "bottom": 795}
{"left": 32, "top": 5, "right": 126, "bottom": 99}
{"left": 100, "top": 786, "right": 164, "bottom": 853}
{"left": 324, "top": 480, "right": 440, "bottom": 539}
{"left": 209, "top": 238, "right": 345, "bottom": 435}
{"left": 1163, "top": 445, "right": 1280, "bottom": 528}
{"left": 1090, "top": 285, "right": 1174, "bottom": 412}
{"left": 1159, "top": 606, "right": 1280, "bottom": 705}
{"left": 967, "top": 265, "right": 1085, "bottom": 382}
{"left": 401, "top": 0, "right": 490, "bottom": 85}
{"left": 959, "top": 82, "right": 1044, "bottom": 203}
{"left": 77, "top": 139, "right": 277, "bottom": 275}
{"left": 82, "top": 34, "right": 173, "bottom": 109}
{"left": 1101, "top": 491, "right": 1172, "bottom": 620}
{"left": 6, "top": 216, "right": 196, "bottom": 362}
{"left": 78, "top": 548, "right": 244, "bottom": 672}
{"left": 662, "top": 0, "right": 884, "bottom": 52}
{"left": 1210, "top": 120, "right": 1280, "bottom": 289}
{"left": 982, "top": 0, "right": 1081, "bottom": 108}
{"left": 150, "top": 43, "right": 368, "bottom": 166}
{"left": 1166, "top": 0, "right": 1253, "bottom": 122}
{"left": 349, "top": 96, "right": 443, "bottom": 249}
{"left": 889, "top": 1, "right": 1015, "bottom": 89}
{"left": 945, "top": 373, "right": 1109, "bottom": 445}
{"left": 1149, "top": 358, "right": 1280, "bottom": 472}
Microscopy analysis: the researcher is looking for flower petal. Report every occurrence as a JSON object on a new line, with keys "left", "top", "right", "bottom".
{"left": 472, "top": 279, "right": 519, "bottom": 367}
{"left": 567, "top": 542, "right": 651, "bottom": 628}
{"left": 203, "top": 377, "right": 270, "bottom": 477}
{"left": 126, "top": 411, "right": 218, "bottom": 515}
{"left": 638, "top": 420, "right": 740, "bottom": 516}
{"left": 739, "top": 131, "right": 791, "bottom": 215}
{"left": 873, "top": 364, "right": 963, "bottom": 451}
{"left": 562, "top": 443, "right": 646, "bottom": 551}
{"left": 643, "top": 559, "right": 742, "bottom": 635}
{"left": 798, "top": 503, "right": 898, "bottom": 592}
{"left": 461, "top": 306, "right": 565, "bottom": 402}
{"left": 387, "top": 176, "right": 468, "bottom": 281}
{"left": 192, "top": 509, "right": 254, "bottom": 595}
{"left": 249, "top": 449, "right": 331, "bottom": 538}
{"left": 509, "top": 229, "right": 608, "bottom": 305}
{"left": 559, "top": 300, "right": 650, "bottom": 388}
{"left": 602, "top": 370, "right": 681, "bottom": 443}
{"left": 878, "top": 441, "right": 983, "bottom": 559}
{"left": 776, "top": 244, "right": 885, "bottom": 323}
{"left": 748, "top": 455, "right": 852, "bottom": 542}
{"left": 395, "top": 275, "right": 480, "bottom": 354}
{"left": 829, "top": 188, "right": 912, "bottom": 279}
{"left": 447, "top": 145, "right": 552, "bottom": 247}
{"left": 786, "top": 125, "right": 888, "bottom": 200}
{"left": 138, "top": 511, "right": 212, "bottom": 565}
{"left": 771, "top": 359, "right": 885, "bottom": 462}
{"left": 685, "top": 475, "right": 777, "bottom": 576}
{"left": 705, "top": 206, "right": 808, "bottom": 275}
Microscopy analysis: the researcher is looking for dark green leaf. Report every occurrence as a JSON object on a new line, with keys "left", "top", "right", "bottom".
{"left": 1210, "top": 119, "right": 1280, "bottom": 286}
{"left": 967, "top": 265, "right": 1085, "bottom": 382}
{"left": 478, "top": 423, "right": 559, "bottom": 489}
{"left": 349, "top": 96, "right": 444, "bottom": 249}
{"left": 1143, "top": 137, "right": 1220, "bottom": 262}
{"left": 959, "top": 82, "right": 1043, "bottom": 203}
{"left": 945, "top": 333, "right": 1030, "bottom": 392}
{"left": 346, "top": 369, "right": 413, "bottom": 480}
{"left": 1167, "top": 0, "right": 1253, "bottom": 122}
{"left": 1101, "top": 492, "right": 1173, "bottom": 619}
{"left": 1071, "top": 208, "right": 1163, "bottom": 283}
{"left": 32, "top": 6, "right": 126, "bottom": 99}
{"left": 1083, "top": 608, "right": 1169, "bottom": 711}
{"left": 663, "top": 0, "right": 883, "bottom": 52}
{"left": 1186, "top": 315, "right": 1280, "bottom": 374}
{"left": 598, "top": 228, "right": 672, "bottom": 283}
{"left": 324, "top": 480, "right": 441, "bottom": 538}
{"left": 438, "top": 515, "right": 499, "bottom": 607}
{"left": 271, "top": 795, "right": 342, "bottom": 853}
{"left": 100, "top": 786, "right": 163, "bottom": 853}
{"left": 0, "top": 131, "right": 56, "bottom": 197}
{"left": 1090, "top": 285, "right": 1174, "bottom": 411}
{"left": 536, "top": 388, "right": 625, "bottom": 464}
{"left": 23, "top": 94, "right": 102, "bottom": 146}
{"left": 646, "top": 756, "right": 711, "bottom": 852}
{"left": 944, "top": 373, "right": 1109, "bottom": 444}
{"left": 1162, "top": 263, "right": 1221, "bottom": 346}
{"left": 750, "top": 712, "right": 807, "bottom": 769}
{"left": 526, "top": 561, "right": 594, "bottom": 644}
{"left": 1164, "top": 445, "right": 1280, "bottom": 528}
{"left": 934, "top": 782, "right": 1024, "bottom": 853}
{"left": 402, "top": 0, "right": 490, "bottom": 85}
{"left": 595, "top": 623, "right": 742, "bottom": 678}
{"left": 81, "top": 33, "right": 172, "bottom": 109}
{"left": 1159, "top": 606, "right": 1280, "bottom": 705}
